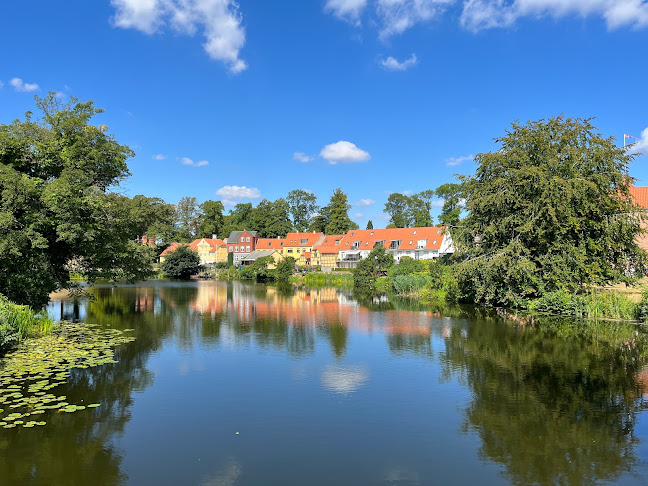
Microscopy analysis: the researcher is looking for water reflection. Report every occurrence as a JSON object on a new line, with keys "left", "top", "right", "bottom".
{"left": 2, "top": 281, "right": 647, "bottom": 485}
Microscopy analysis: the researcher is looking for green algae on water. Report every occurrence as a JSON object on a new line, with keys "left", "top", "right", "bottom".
{"left": 0, "top": 321, "right": 135, "bottom": 429}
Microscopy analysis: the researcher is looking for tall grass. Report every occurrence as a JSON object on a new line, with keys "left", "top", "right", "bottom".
{"left": 0, "top": 294, "right": 53, "bottom": 352}
{"left": 291, "top": 273, "right": 354, "bottom": 287}
{"left": 527, "top": 290, "right": 639, "bottom": 320}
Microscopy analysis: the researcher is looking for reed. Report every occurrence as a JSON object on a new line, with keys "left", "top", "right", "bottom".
{"left": 0, "top": 294, "right": 53, "bottom": 351}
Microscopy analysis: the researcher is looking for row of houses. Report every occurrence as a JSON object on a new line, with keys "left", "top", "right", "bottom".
{"left": 160, "top": 226, "right": 455, "bottom": 270}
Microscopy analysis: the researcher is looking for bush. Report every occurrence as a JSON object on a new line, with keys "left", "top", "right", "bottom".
{"left": 276, "top": 257, "right": 296, "bottom": 282}
{"left": 389, "top": 257, "right": 427, "bottom": 278}
{"left": 160, "top": 245, "right": 201, "bottom": 279}
{"left": 391, "top": 275, "right": 432, "bottom": 296}
{"left": 0, "top": 294, "right": 53, "bottom": 352}
{"left": 527, "top": 290, "right": 637, "bottom": 320}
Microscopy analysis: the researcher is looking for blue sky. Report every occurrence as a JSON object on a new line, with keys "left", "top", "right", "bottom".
{"left": 2, "top": 0, "right": 648, "bottom": 228}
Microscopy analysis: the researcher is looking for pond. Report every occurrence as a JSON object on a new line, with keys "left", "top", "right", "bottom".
{"left": 2, "top": 280, "right": 648, "bottom": 485}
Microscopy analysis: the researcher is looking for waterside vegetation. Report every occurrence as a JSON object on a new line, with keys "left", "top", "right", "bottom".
{"left": 0, "top": 294, "right": 53, "bottom": 351}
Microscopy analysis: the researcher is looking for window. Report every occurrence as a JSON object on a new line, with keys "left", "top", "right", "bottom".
{"left": 246, "top": 246, "right": 250, "bottom": 252}
{"left": 280, "top": 242, "right": 284, "bottom": 246}
{"left": 370, "top": 232, "right": 374, "bottom": 236}
{"left": 433, "top": 240, "right": 437, "bottom": 245}
{"left": 246, "top": 237, "right": 250, "bottom": 242}
{"left": 267, "top": 242, "right": 271, "bottom": 246}
{"left": 352, "top": 241, "right": 361, "bottom": 249}
{"left": 287, "top": 249, "right": 293, "bottom": 253}
{"left": 409, "top": 240, "right": 413, "bottom": 245}
{"left": 350, "top": 232, "right": 354, "bottom": 237}
{"left": 365, "top": 242, "right": 369, "bottom": 246}
{"left": 300, "top": 238, "right": 308, "bottom": 245}
{"left": 345, "top": 242, "right": 349, "bottom": 246}
{"left": 413, "top": 230, "right": 417, "bottom": 235}
{"left": 437, "top": 229, "right": 441, "bottom": 234}
{"left": 235, "top": 246, "right": 239, "bottom": 252}
{"left": 297, "top": 248, "right": 301, "bottom": 253}
{"left": 240, "top": 237, "right": 244, "bottom": 243}
{"left": 416, "top": 239, "right": 427, "bottom": 249}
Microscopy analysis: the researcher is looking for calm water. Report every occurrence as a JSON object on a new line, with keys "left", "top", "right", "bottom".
{"left": 2, "top": 280, "right": 648, "bottom": 485}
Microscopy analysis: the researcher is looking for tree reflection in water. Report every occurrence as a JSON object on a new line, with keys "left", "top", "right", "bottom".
{"left": 440, "top": 314, "right": 648, "bottom": 485}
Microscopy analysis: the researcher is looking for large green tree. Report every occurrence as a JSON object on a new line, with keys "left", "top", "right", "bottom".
{"left": 384, "top": 193, "right": 412, "bottom": 228}
{"left": 0, "top": 93, "right": 153, "bottom": 308}
{"left": 197, "top": 200, "right": 225, "bottom": 239}
{"left": 325, "top": 188, "right": 355, "bottom": 234}
{"left": 175, "top": 196, "right": 201, "bottom": 240}
{"left": 287, "top": 189, "right": 319, "bottom": 232}
{"left": 435, "top": 183, "right": 463, "bottom": 230}
{"left": 160, "top": 245, "right": 201, "bottom": 279}
{"left": 455, "top": 116, "right": 647, "bottom": 306}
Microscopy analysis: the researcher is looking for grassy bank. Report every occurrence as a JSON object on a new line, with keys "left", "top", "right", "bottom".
{"left": 0, "top": 294, "right": 53, "bottom": 352}
{"left": 290, "top": 272, "right": 354, "bottom": 287}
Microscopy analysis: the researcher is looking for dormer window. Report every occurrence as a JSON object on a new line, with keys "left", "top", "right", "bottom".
{"left": 300, "top": 238, "right": 308, "bottom": 245}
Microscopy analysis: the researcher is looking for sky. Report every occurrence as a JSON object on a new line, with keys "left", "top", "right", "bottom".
{"left": 1, "top": 0, "right": 648, "bottom": 228}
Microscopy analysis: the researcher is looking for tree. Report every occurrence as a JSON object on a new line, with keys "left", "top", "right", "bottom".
{"left": 197, "top": 200, "right": 224, "bottom": 238}
{"left": 353, "top": 245, "right": 394, "bottom": 290}
{"left": 125, "top": 194, "right": 175, "bottom": 242}
{"left": 409, "top": 191, "right": 434, "bottom": 227}
{"left": 161, "top": 245, "right": 201, "bottom": 279}
{"left": 175, "top": 196, "right": 201, "bottom": 239}
{"left": 435, "top": 183, "right": 463, "bottom": 229}
{"left": 384, "top": 193, "right": 411, "bottom": 228}
{"left": 276, "top": 257, "right": 295, "bottom": 282}
{"left": 0, "top": 93, "right": 153, "bottom": 308}
{"left": 366, "top": 220, "right": 373, "bottom": 230}
{"left": 455, "top": 116, "right": 647, "bottom": 306}
{"left": 325, "top": 188, "right": 355, "bottom": 234}
{"left": 252, "top": 198, "right": 293, "bottom": 237}
{"left": 287, "top": 189, "right": 319, "bottom": 232}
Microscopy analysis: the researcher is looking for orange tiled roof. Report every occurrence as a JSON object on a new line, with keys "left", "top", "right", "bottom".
{"left": 160, "top": 242, "right": 182, "bottom": 256}
{"left": 189, "top": 238, "right": 226, "bottom": 251}
{"left": 630, "top": 186, "right": 648, "bottom": 209}
{"left": 313, "top": 234, "right": 344, "bottom": 254}
{"left": 338, "top": 227, "right": 446, "bottom": 251}
{"left": 284, "top": 232, "right": 323, "bottom": 247}
{"left": 257, "top": 237, "right": 286, "bottom": 249}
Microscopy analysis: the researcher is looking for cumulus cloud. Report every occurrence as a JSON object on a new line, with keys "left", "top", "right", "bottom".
{"left": 446, "top": 154, "right": 474, "bottom": 166}
{"left": 320, "top": 141, "right": 371, "bottom": 164}
{"left": 10, "top": 77, "right": 39, "bottom": 92}
{"left": 460, "top": 0, "right": 648, "bottom": 32}
{"left": 628, "top": 128, "right": 648, "bottom": 155}
{"left": 110, "top": 0, "right": 247, "bottom": 73}
{"left": 380, "top": 53, "right": 418, "bottom": 71}
{"left": 431, "top": 199, "right": 445, "bottom": 207}
{"left": 355, "top": 198, "right": 376, "bottom": 207}
{"left": 180, "top": 157, "right": 209, "bottom": 167}
{"left": 153, "top": 153, "right": 167, "bottom": 160}
{"left": 325, "top": 0, "right": 368, "bottom": 25}
{"left": 377, "top": 0, "right": 454, "bottom": 38}
{"left": 216, "top": 185, "right": 261, "bottom": 206}
{"left": 293, "top": 151, "right": 314, "bottom": 163}
{"left": 354, "top": 212, "right": 364, "bottom": 219}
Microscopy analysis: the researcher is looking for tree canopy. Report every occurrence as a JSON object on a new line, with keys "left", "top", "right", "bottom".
{"left": 0, "top": 93, "right": 153, "bottom": 308}
{"left": 160, "top": 245, "right": 201, "bottom": 279}
{"left": 454, "top": 116, "right": 647, "bottom": 306}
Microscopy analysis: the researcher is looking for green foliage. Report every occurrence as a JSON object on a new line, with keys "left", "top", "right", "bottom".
{"left": 160, "top": 245, "right": 201, "bottom": 279}
{"left": 0, "top": 93, "right": 154, "bottom": 308}
{"left": 175, "top": 196, "right": 201, "bottom": 240}
{"left": 637, "top": 289, "right": 648, "bottom": 322}
{"left": 276, "top": 257, "right": 296, "bottom": 282}
{"left": 252, "top": 198, "right": 293, "bottom": 237}
{"left": 455, "top": 116, "right": 647, "bottom": 306}
{"left": 388, "top": 256, "right": 427, "bottom": 277}
{"left": 325, "top": 188, "right": 356, "bottom": 234}
{"left": 227, "top": 251, "right": 234, "bottom": 267}
{"left": 383, "top": 191, "right": 435, "bottom": 228}
{"left": 197, "top": 200, "right": 224, "bottom": 238}
{"left": 527, "top": 290, "right": 638, "bottom": 320}
{"left": 435, "top": 183, "right": 463, "bottom": 230}
{"left": 390, "top": 275, "right": 433, "bottom": 296}
{"left": 366, "top": 219, "right": 373, "bottom": 230}
{"left": 287, "top": 189, "right": 319, "bottom": 232}
{"left": 239, "top": 256, "right": 276, "bottom": 281}
{"left": 291, "top": 272, "right": 354, "bottom": 287}
{"left": 353, "top": 245, "right": 394, "bottom": 290}
{"left": 0, "top": 294, "right": 52, "bottom": 351}
{"left": 384, "top": 193, "right": 411, "bottom": 228}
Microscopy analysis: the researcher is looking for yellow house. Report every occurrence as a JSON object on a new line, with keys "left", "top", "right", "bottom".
{"left": 281, "top": 232, "right": 325, "bottom": 264}
{"left": 241, "top": 249, "right": 284, "bottom": 269}
{"left": 312, "top": 234, "right": 344, "bottom": 268}
{"left": 189, "top": 238, "right": 227, "bottom": 265}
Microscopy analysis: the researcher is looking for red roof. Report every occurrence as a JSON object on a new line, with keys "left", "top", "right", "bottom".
{"left": 160, "top": 242, "right": 182, "bottom": 256}
{"left": 630, "top": 186, "right": 648, "bottom": 209}
{"left": 313, "top": 234, "right": 344, "bottom": 254}
{"left": 303, "top": 252, "right": 311, "bottom": 259}
{"left": 337, "top": 227, "right": 446, "bottom": 251}
{"left": 188, "top": 238, "right": 226, "bottom": 251}
{"left": 257, "top": 238, "right": 285, "bottom": 249}
{"left": 284, "top": 232, "right": 324, "bottom": 247}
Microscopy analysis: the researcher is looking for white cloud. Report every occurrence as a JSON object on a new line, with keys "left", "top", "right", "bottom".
{"left": 180, "top": 157, "right": 209, "bottom": 167}
{"left": 461, "top": 0, "right": 648, "bottom": 32}
{"left": 446, "top": 154, "right": 474, "bottom": 166}
{"left": 153, "top": 154, "right": 167, "bottom": 160}
{"left": 431, "top": 199, "right": 445, "bottom": 207}
{"left": 293, "top": 151, "right": 314, "bottom": 163}
{"left": 320, "top": 141, "right": 371, "bottom": 164}
{"left": 216, "top": 185, "right": 261, "bottom": 206}
{"left": 354, "top": 212, "right": 364, "bottom": 219}
{"left": 325, "top": 0, "right": 368, "bottom": 25}
{"left": 628, "top": 128, "right": 648, "bottom": 155}
{"left": 380, "top": 53, "right": 418, "bottom": 71}
{"left": 10, "top": 77, "right": 39, "bottom": 92}
{"left": 355, "top": 198, "right": 376, "bottom": 207}
{"left": 110, "top": 0, "right": 247, "bottom": 73}
{"left": 377, "top": 0, "right": 454, "bottom": 38}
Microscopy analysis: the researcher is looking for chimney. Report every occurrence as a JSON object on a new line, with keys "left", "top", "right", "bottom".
{"left": 212, "top": 234, "right": 217, "bottom": 240}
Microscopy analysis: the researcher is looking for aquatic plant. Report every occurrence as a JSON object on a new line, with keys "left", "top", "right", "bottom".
{"left": 0, "top": 321, "right": 134, "bottom": 429}
{"left": 0, "top": 294, "right": 53, "bottom": 351}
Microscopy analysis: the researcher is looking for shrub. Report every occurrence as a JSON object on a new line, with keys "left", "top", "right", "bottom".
{"left": 276, "top": 257, "right": 296, "bottom": 282}
{"left": 389, "top": 257, "right": 427, "bottom": 278}
{"left": 161, "top": 245, "right": 201, "bottom": 279}
{"left": 391, "top": 275, "right": 432, "bottom": 296}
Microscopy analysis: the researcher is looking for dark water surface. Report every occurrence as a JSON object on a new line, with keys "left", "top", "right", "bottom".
{"left": 2, "top": 280, "right": 648, "bottom": 485}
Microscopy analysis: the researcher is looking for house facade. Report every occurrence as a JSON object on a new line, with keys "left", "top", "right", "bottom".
{"left": 241, "top": 249, "right": 284, "bottom": 269}
{"left": 312, "top": 234, "right": 344, "bottom": 269}
{"left": 227, "top": 230, "right": 259, "bottom": 265}
{"left": 630, "top": 186, "right": 648, "bottom": 253}
{"left": 337, "top": 227, "right": 454, "bottom": 268}
{"left": 280, "top": 232, "right": 325, "bottom": 262}
{"left": 190, "top": 238, "right": 227, "bottom": 265}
